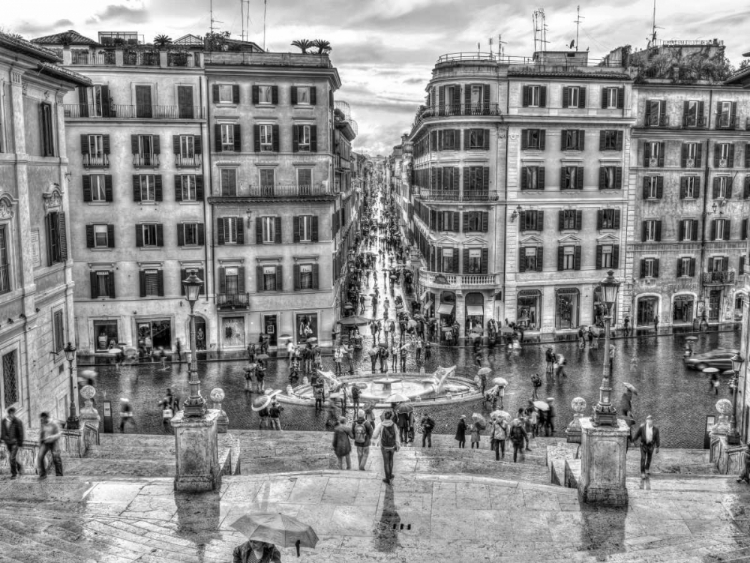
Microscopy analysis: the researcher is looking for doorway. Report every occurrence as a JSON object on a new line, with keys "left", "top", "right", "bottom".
{"left": 264, "top": 315, "right": 278, "bottom": 347}
{"left": 135, "top": 85, "right": 152, "bottom": 118}
{"left": 708, "top": 289, "right": 721, "bottom": 322}
{"left": 177, "top": 85, "right": 194, "bottom": 118}
{"left": 636, "top": 297, "right": 658, "bottom": 325}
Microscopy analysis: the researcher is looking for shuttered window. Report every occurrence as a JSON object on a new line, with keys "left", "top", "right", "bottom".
{"left": 90, "top": 270, "right": 115, "bottom": 298}
{"left": 561, "top": 166, "right": 583, "bottom": 190}
{"left": 520, "top": 166, "right": 545, "bottom": 190}
{"left": 561, "top": 130, "right": 585, "bottom": 151}
{"left": 45, "top": 211, "right": 67, "bottom": 265}
{"left": 220, "top": 168, "right": 238, "bottom": 196}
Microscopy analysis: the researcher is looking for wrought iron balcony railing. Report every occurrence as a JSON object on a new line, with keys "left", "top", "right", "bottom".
{"left": 416, "top": 189, "right": 498, "bottom": 202}
{"left": 176, "top": 155, "right": 202, "bottom": 168}
{"left": 702, "top": 271, "right": 736, "bottom": 285}
{"left": 83, "top": 154, "right": 109, "bottom": 168}
{"left": 132, "top": 153, "right": 160, "bottom": 168}
{"left": 63, "top": 104, "right": 203, "bottom": 120}
{"left": 217, "top": 293, "right": 249, "bottom": 309}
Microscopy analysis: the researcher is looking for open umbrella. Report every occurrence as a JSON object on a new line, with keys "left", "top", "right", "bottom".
{"left": 251, "top": 395, "right": 272, "bottom": 412}
{"left": 408, "top": 319, "right": 418, "bottom": 328}
{"left": 685, "top": 336, "right": 699, "bottom": 342}
{"left": 396, "top": 403, "right": 413, "bottom": 414}
{"left": 279, "top": 334, "right": 292, "bottom": 339}
{"left": 477, "top": 367, "right": 492, "bottom": 376}
{"left": 500, "top": 327, "right": 514, "bottom": 335}
{"left": 472, "top": 413, "right": 487, "bottom": 430}
{"left": 256, "top": 353, "right": 270, "bottom": 361}
{"left": 492, "top": 377, "right": 508, "bottom": 387}
{"left": 703, "top": 367, "right": 720, "bottom": 374}
{"left": 368, "top": 347, "right": 379, "bottom": 357}
{"left": 490, "top": 410, "right": 511, "bottom": 420}
{"left": 81, "top": 369, "right": 98, "bottom": 379}
{"left": 623, "top": 382, "right": 638, "bottom": 395}
{"left": 244, "top": 363, "right": 257, "bottom": 372}
{"left": 338, "top": 315, "right": 371, "bottom": 326}
{"left": 306, "top": 337, "right": 318, "bottom": 344}
{"left": 231, "top": 513, "right": 319, "bottom": 557}
{"left": 385, "top": 393, "right": 410, "bottom": 403}
{"left": 107, "top": 347, "right": 122, "bottom": 354}
{"left": 533, "top": 400, "right": 549, "bottom": 411}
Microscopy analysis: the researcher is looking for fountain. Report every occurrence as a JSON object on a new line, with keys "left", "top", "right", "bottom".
{"left": 370, "top": 375, "right": 402, "bottom": 394}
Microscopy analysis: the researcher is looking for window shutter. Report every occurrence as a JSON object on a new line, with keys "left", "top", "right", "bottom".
{"left": 711, "top": 219, "right": 717, "bottom": 240}
{"left": 641, "top": 221, "right": 648, "bottom": 242}
{"left": 256, "top": 217, "right": 263, "bottom": 244}
{"left": 292, "top": 125, "right": 299, "bottom": 153}
{"left": 599, "top": 131, "right": 605, "bottom": 151}
{"left": 747, "top": 144, "right": 750, "bottom": 168}
{"left": 463, "top": 248, "right": 470, "bottom": 274}
{"left": 252, "top": 85, "right": 259, "bottom": 104}
{"left": 728, "top": 143, "right": 735, "bottom": 168}
{"left": 687, "top": 258, "right": 694, "bottom": 277}
{"left": 678, "top": 220, "right": 685, "bottom": 241}
{"left": 139, "top": 271, "right": 146, "bottom": 297}
{"left": 272, "top": 125, "right": 280, "bottom": 152}
{"left": 481, "top": 212, "right": 488, "bottom": 232}
{"left": 725, "top": 220, "right": 731, "bottom": 241}
{"left": 90, "top": 271, "right": 98, "bottom": 299}
{"left": 579, "top": 131, "right": 585, "bottom": 151}
{"left": 481, "top": 248, "right": 489, "bottom": 274}
{"left": 576, "top": 167, "right": 584, "bottom": 190}
{"left": 745, "top": 177, "right": 750, "bottom": 199}
{"left": 599, "top": 167, "right": 606, "bottom": 189}
{"left": 130, "top": 134, "right": 138, "bottom": 155}
{"left": 212, "top": 84, "right": 220, "bottom": 103}
{"left": 255, "top": 266, "right": 263, "bottom": 292}
{"left": 236, "top": 217, "right": 245, "bottom": 245}
{"left": 522, "top": 86, "right": 530, "bottom": 107}
{"left": 713, "top": 177, "right": 720, "bottom": 199}
{"left": 539, "top": 86, "right": 547, "bottom": 107}
{"left": 293, "top": 216, "right": 300, "bottom": 243}
{"left": 573, "top": 246, "right": 581, "bottom": 270}
{"left": 105, "top": 224, "right": 115, "bottom": 248}
{"left": 452, "top": 211, "right": 459, "bottom": 232}
{"left": 539, "top": 130, "right": 546, "bottom": 150}
{"left": 521, "top": 167, "right": 528, "bottom": 190}
{"left": 195, "top": 176, "right": 204, "bottom": 200}
{"left": 173, "top": 135, "right": 180, "bottom": 155}
{"left": 538, "top": 167, "right": 546, "bottom": 190}
{"left": 233, "top": 124, "right": 241, "bottom": 152}
{"left": 596, "top": 245, "right": 602, "bottom": 269}
{"left": 655, "top": 221, "right": 662, "bottom": 241}
{"left": 291, "top": 86, "right": 298, "bottom": 105}
{"left": 575, "top": 210, "right": 582, "bottom": 230}
{"left": 151, "top": 135, "right": 160, "bottom": 155}
{"left": 557, "top": 247, "right": 564, "bottom": 271}
{"left": 681, "top": 144, "right": 687, "bottom": 168}
{"left": 537, "top": 210, "right": 544, "bottom": 230}
{"left": 310, "top": 87, "right": 317, "bottom": 105}
{"left": 462, "top": 212, "right": 469, "bottom": 233}
{"left": 214, "top": 124, "right": 222, "bottom": 152}
{"left": 558, "top": 210, "right": 565, "bottom": 231}
{"left": 579, "top": 87, "right": 586, "bottom": 108}
{"left": 519, "top": 249, "right": 527, "bottom": 273}
{"left": 177, "top": 224, "right": 185, "bottom": 246}
{"left": 293, "top": 264, "right": 301, "bottom": 291}
{"left": 677, "top": 258, "right": 684, "bottom": 277}
{"left": 436, "top": 247, "right": 443, "bottom": 272}
{"left": 311, "top": 216, "right": 319, "bottom": 242}
{"left": 612, "top": 245, "right": 620, "bottom": 268}
{"left": 274, "top": 216, "right": 282, "bottom": 243}
{"left": 156, "top": 224, "right": 164, "bottom": 246}
{"left": 217, "top": 218, "right": 226, "bottom": 245}
{"left": 482, "top": 167, "right": 490, "bottom": 191}
{"left": 679, "top": 177, "right": 686, "bottom": 199}
{"left": 521, "top": 130, "right": 529, "bottom": 149}
{"left": 154, "top": 175, "right": 163, "bottom": 201}
{"left": 732, "top": 101, "right": 738, "bottom": 126}
{"left": 276, "top": 265, "right": 283, "bottom": 290}
{"left": 614, "top": 167, "right": 622, "bottom": 188}
{"left": 135, "top": 224, "right": 143, "bottom": 247}
{"left": 195, "top": 224, "right": 204, "bottom": 246}
{"left": 216, "top": 266, "right": 226, "bottom": 294}
{"left": 80, "top": 134, "right": 89, "bottom": 155}
{"left": 644, "top": 141, "right": 651, "bottom": 167}
{"left": 518, "top": 211, "right": 526, "bottom": 230}
{"left": 271, "top": 86, "right": 279, "bottom": 105}
{"left": 562, "top": 87, "right": 570, "bottom": 108}
{"left": 452, "top": 248, "right": 459, "bottom": 273}
{"left": 696, "top": 142, "right": 702, "bottom": 167}
{"left": 85, "top": 225, "right": 94, "bottom": 248}
{"left": 694, "top": 178, "right": 701, "bottom": 198}
{"left": 561, "top": 131, "right": 568, "bottom": 151}
{"left": 653, "top": 259, "right": 660, "bottom": 278}
{"left": 192, "top": 136, "right": 202, "bottom": 155}
{"left": 253, "top": 125, "right": 261, "bottom": 153}
{"left": 83, "top": 176, "right": 92, "bottom": 202}
{"left": 639, "top": 259, "right": 646, "bottom": 278}
{"left": 714, "top": 144, "right": 721, "bottom": 168}
{"left": 614, "top": 131, "right": 623, "bottom": 151}
{"left": 642, "top": 177, "right": 650, "bottom": 199}
{"left": 656, "top": 176, "right": 664, "bottom": 199}
{"left": 743, "top": 219, "right": 748, "bottom": 241}
{"left": 692, "top": 219, "right": 699, "bottom": 241}
{"left": 102, "top": 175, "right": 113, "bottom": 202}
{"left": 311, "top": 125, "right": 318, "bottom": 152}
{"left": 601, "top": 88, "right": 608, "bottom": 109}
{"left": 536, "top": 247, "right": 544, "bottom": 272}
{"left": 595, "top": 210, "right": 603, "bottom": 230}
{"left": 156, "top": 270, "right": 164, "bottom": 297}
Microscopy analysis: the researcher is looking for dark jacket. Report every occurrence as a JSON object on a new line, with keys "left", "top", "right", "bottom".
{"left": 332, "top": 423, "right": 353, "bottom": 457}
{"left": 633, "top": 424, "right": 660, "bottom": 448}
{"left": 421, "top": 416, "right": 435, "bottom": 434}
{"left": 509, "top": 425, "right": 528, "bottom": 445}
{"left": 455, "top": 419, "right": 467, "bottom": 441}
{"left": 233, "top": 542, "right": 281, "bottom": 563}
{"left": 1, "top": 417, "right": 24, "bottom": 446}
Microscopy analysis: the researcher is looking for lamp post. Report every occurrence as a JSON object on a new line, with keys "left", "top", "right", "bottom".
{"left": 592, "top": 270, "right": 620, "bottom": 426}
{"left": 729, "top": 352, "right": 744, "bottom": 445}
{"left": 182, "top": 270, "right": 206, "bottom": 418}
{"left": 64, "top": 342, "right": 79, "bottom": 430}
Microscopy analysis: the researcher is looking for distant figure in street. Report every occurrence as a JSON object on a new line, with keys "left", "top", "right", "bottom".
{"left": 119, "top": 398, "right": 135, "bottom": 433}
{"left": 421, "top": 413, "right": 435, "bottom": 448}
{"left": 653, "top": 315, "right": 659, "bottom": 334}
{"left": 624, "top": 315, "right": 631, "bottom": 337}
{"left": 531, "top": 373, "right": 542, "bottom": 401}
{"left": 38, "top": 412, "right": 63, "bottom": 479}
{"left": 1, "top": 407, "right": 24, "bottom": 478}
{"left": 352, "top": 409, "right": 373, "bottom": 471}
{"left": 710, "top": 372, "right": 720, "bottom": 395}
{"left": 233, "top": 540, "right": 281, "bottom": 563}
{"left": 545, "top": 347, "right": 555, "bottom": 375}
{"left": 633, "top": 415, "right": 660, "bottom": 478}
{"left": 509, "top": 418, "right": 529, "bottom": 463}
{"left": 159, "top": 389, "right": 179, "bottom": 433}
{"left": 269, "top": 400, "right": 283, "bottom": 431}
{"left": 455, "top": 415, "right": 467, "bottom": 448}
{"left": 470, "top": 420, "right": 481, "bottom": 449}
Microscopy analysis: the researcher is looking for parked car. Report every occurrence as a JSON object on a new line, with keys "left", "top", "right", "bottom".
{"left": 684, "top": 348, "right": 739, "bottom": 371}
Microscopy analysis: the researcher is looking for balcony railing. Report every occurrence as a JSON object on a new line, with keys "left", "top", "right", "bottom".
{"left": 83, "top": 154, "right": 109, "bottom": 168}
{"left": 417, "top": 189, "right": 498, "bottom": 202}
{"left": 682, "top": 115, "right": 708, "bottom": 129}
{"left": 418, "top": 103, "right": 501, "bottom": 122}
{"left": 176, "top": 155, "right": 202, "bottom": 168}
{"left": 715, "top": 116, "right": 738, "bottom": 131}
{"left": 71, "top": 52, "right": 116, "bottom": 66}
{"left": 702, "top": 271, "right": 736, "bottom": 285}
{"left": 123, "top": 51, "right": 160, "bottom": 66}
{"left": 63, "top": 104, "right": 203, "bottom": 120}
{"left": 132, "top": 153, "right": 160, "bottom": 168}
{"left": 212, "top": 184, "right": 335, "bottom": 200}
{"left": 217, "top": 293, "right": 249, "bottom": 309}
{"left": 420, "top": 270, "right": 500, "bottom": 287}
{"left": 645, "top": 115, "right": 670, "bottom": 127}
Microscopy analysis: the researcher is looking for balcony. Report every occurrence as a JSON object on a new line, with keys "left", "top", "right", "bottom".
{"left": 413, "top": 103, "right": 502, "bottom": 128}
{"left": 176, "top": 155, "right": 203, "bottom": 168}
{"left": 682, "top": 115, "right": 708, "bottom": 129}
{"left": 217, "top": 293, "right": 249, "bottom": 310}
{"left": 132, "top": 153, "right": 160, "bottom": 168}
{"left": 417, "top": 189, "right": 499, "bottom": 202}
{"left": 71, "top": 51, "right": 116, "bottom": 66}
{"left": 437, "top": 52, "right": 499, "bottom": 64}
{"left": 420, "top": 270, "right": 501, "bottom": 289}
{"left": 209, "top": 184, "right": 335, "bottom": 203}
{"left": 702, "top": 271, "right": 736, "bottom": 285}
{"left": 63, "top": 104, "right": 204, "bottom": 120}
{"left": 83, "top": 154, "right": 109, "bottom": 169}
{"left": 645, "top": 115, "right": 670, "bottom": 128}
{"left": 123, "top": 51, "right": 160, "bottom": 66}
{"left": 715, "top": 116, "right": 738, "bottom": 131}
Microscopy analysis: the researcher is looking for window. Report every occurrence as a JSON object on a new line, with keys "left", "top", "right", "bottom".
{"left": 599, "top": 245, "right": 614, "bottom": 268}
{"left": 299, "top": 216, "right": 313, "bottom": 242}
{"left": 467, "top": 249, "right": 482, "bottom": 274}
{"left": 262, "top": 266, "right": 277, "bottom": 291}
{"left": 555, "top": 289, "right": 580, "bottom": 329}
{"left": 641, "top": 258, "right": 659, "bottom": 278}
{"left": 137, "top": 223, "right": 163, "bottom": 247}
{"left": 521, "top": 166, "right": 544, "bottom": 190}
{"left": 262, "top": 217, "right": 277, "bottom": 243}
{"left": 299, "top": 264, "right": 314, "bottom": 289}
{"left": 220, "top": 168, "right": 237, "bottom": 196}
{"left": 678, "top": 257, "right": 695, "bottom": 277}
{"left": 716, "top": 143, "right": 732, "bottom": 166}
{"left": 646, "top": 100, "right": 666, "bottom": 126}
{"left": 133, "top": 134, "right": 157, "bottom": 165}
{"left": 258, "top": 86, "right": 273, "bottom": 104}
{"left": 602, "top": 87, "right": 621, "bottom": 109}
{"left": 710, "top": 256, "right": 728, "bottom": 272}
{"left": 644, "top": 141, "right": 664, "bottom": 167}
{"left": 40, "top": 102, "right": 54, "bottom": 156}
{"left": 600, "top": 130, "right": 621, "bottom": 151}
{"left": 680, "top": 219, "right": 698, "bottom": 241}
{"left": 260, "top": 125, "right": 274, "bottom": 152}
{"left": 220, "top": 217, "right": 242, "bottom": 244}
{"left": 90, "top": 270, "right": 115, "bottom": 298}
{"left": 89, "top": 175, "right": 108, "bottom": 202}
{"left": 180, "top": 223, "right": 203, "bottom": 246}
{"left": 45, "top": 211, "right": 67, "bottom": 265}
{"left": 560, "top": 246, "right": 576, "bottom": 270}
{"left": 520, "top": 247, "right": 542, "bottom": 272}
{"left": 464, "top": 211, "right": 485, "bottom": 232}
{"left": 683, "top": 100, "right": 703, "bottom": 127}
{"left": 563, "top": 86, "right": 585, "bottom": 108}
{"left": 714, "top": 176, "right": 732, "bottom": 199}
{"left": 142, "top": 269, "right": 162, "bottom": 297}
{"left": 598, "top": 209, "right": 620, "bottom": 230}
{"left": 643, "top": 220, "right": 661, "bottom": 242}
{"left": 521, "top": 210, "right": 544, "bottom": 232}
{"left": 220, "top": 124, "right": 235, "bottom": 151}
{"left": 681, "top": 176, "right": 699, "bottom": 199}
{"left": 560, "top": 210, "right": 580, "bottom": 231}
{"left": 93, "top": 224, "right": 109, "bottom": 248}
{"left": 441, "top": 248, "right": 454, "bottom": 272}
{"left": 180, "top": 175, "right": 198, "bottom": 201}
{"left": 137, "top": 175, "right": 158, "bottom": 201}
{"left": 0, "top": 227, "right": 9, "bottom": 294}
{"left": 260, "top": 169, "right": 275, "bottom": 196}
{"left": 225, "top": 267, "right": 240, "bottom": 294}
{"left": 521, "top": 129, "right": 545, "bottom": 150}
{"left": 562, "top": 166, "right": 583, "bottom": 190}
{"left": 468, "top": 129, "right": 489, "bottom": 149}
{"left": 298, "top": 125, "right": 311, "bottom": 151}
{"left": 2, "top": 351, "right": 18, "bottom": 406}
{"left": 713, "top": 219, "right": 730, "bottom": 241}
{"left": 643, "top": 176, "right": 662, "bottom": 199}
{"left": 600, "top": 166, "right": 621, "bottom": 189}
{"left": 85, "top": 134, "right": 106, "bottom": 165}
{"left": 298, "top": 169, "right": 312, "bottom": 194}
{"left": 523, "top": 85, "right": 546, "bottom": 108}
{"left": 53, "top": 310, "right": 65, "bottom": 353}
{"left": 465, "top": 166, "right": 490, "bottom": 192}
{"left": 296, "top": 87, "right": 311, "bottom": 105}
{"left": 218, "top": 85, "right": 234, "bottom": 103}
{"left": 682, "top": 142, "right": 700, "bottom": 168}
{"left": 469, "top": 85, "right": 484, "bottom": 110}
{"left": 179, "top": 135, "right": 195, "bottom": 159}
{"left": 562, "top": 130, "right": 584, "bottom": 151}
{"left": 717, "top": 101, "right": 735, "bottom": 128}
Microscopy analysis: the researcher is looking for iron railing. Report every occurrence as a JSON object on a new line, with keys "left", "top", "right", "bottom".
{"left": 217, "top": 293, "right": 249, "bottom": 309}
{"left": 83, "top": 154, "right": 109, "bottom": 168}
{"left": 176, "top": 155, "right": 202, "bottom": 168}
{"left": 417, "top": 189, "right": 498, "bottom": 202}
{"left": 243, "top": 184, "right": 334, "bottom": 198}
{"left": 123, "top": 51, "right": 160, "bottom": 66}
{"left": 132, "top": 153, "right": 160, "bottom": 168}
{"left": 71, "top": 52, "right": 116, "bottom": 65}
{"left": 702, "top": 271, "right": 736, "bottom": 284}
{"left": 63, "top": 104, "right": 203, "bottom": 120}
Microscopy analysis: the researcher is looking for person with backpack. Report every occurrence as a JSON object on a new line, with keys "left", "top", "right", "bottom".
{"left": 421, "top": 413, "right": 435, "bottom": 448}
{"left": 379, "top": 346, "right": 389, "bottom": 373}
{"left": 509, "top": 419, "right": 529, "bottom": 463}
{"left": 490, "top": 416, "right": 508, "bottom": 460}
{"left": 269, "top": 400, "right": 283, "bottom": 431}
{"left": 372, "top": 411, "right": 400, "bottom": 484}
{"left": 352, "top": 409, "right": 374, "bottom": 471}
{"left": 530, "top": 373, "right": 542, "bottom": 400}
{"left": 158, "top": 389, "right": 179, "bottom": 434}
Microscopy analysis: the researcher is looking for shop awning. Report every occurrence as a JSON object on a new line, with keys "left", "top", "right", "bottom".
{"left": 437, "top": 303, "right": 455, "bottom": 315}
{"left": 466, "top": 305, "right": 484, "bottom": 316}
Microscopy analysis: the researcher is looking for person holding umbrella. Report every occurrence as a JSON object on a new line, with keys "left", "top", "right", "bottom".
{"left": 256, "top": 359, "right": 267, "bottom": 393}
{"left": 231, "top": 512, "right": 319, "bottom": 561}
{"left": 332, "top": 416, "right": 353, "bottom": 470}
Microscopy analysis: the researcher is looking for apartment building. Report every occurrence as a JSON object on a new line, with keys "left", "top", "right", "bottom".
{"left": 0, "top": 34, "right": 89, "bottom": 424}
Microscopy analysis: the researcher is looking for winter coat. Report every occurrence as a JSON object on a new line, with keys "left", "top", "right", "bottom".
{"left": 332, "top": 423, "right": 353, "bottom": 457}
{"left": 455, "top": 419, "right": 467, "bottom": 441}
{"left": 1, "top": 417, "right": 24, "bottom": 446}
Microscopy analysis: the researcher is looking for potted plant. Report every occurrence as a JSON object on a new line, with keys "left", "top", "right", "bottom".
{"left": 311, "top": 39, "right": 332, "bottom": 54}
{"left": 153, "top": 34, "right": 172, "bottom": 49}
{"left": 291, "top": 39, "right": 313, "bottom": 54}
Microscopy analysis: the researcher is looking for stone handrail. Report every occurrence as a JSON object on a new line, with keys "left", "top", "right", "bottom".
{"left": 420, "top": 271, "right": 500, "bottom": 287}
{"left": 0, "top": 439, "right": 53, "bottom": 474}
{"left": 82, "top": 423, "right": 100, "bottom": 452}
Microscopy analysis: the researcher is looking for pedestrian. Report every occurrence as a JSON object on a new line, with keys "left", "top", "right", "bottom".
{"left": 159, "top": 347, "right": 168, "bottom": 370}
{"left": 256, "top": 359, "right": 267, "bottom": 392}
{"left": 455, "top": 415, "right": 467, "bottom": 448}
{"left": 334, "top": 345, "right": 343, "bottom": 376}
{"left": 737, "top": 443, "right": 750, "bottom": 484}
{"left": 313, "top": 382, "right": 324, "bottom": 413}
{"left": 545, "top": 397, "right": 556, "bottom": 437}
{"left": 372, "top": 410, "right": 400, "bottom": 484}
{"left": 351, "top": 383, "right": 361, "bottom": 414}
{"left": 490, "top": 416, "right": 508, "bottom": 460}
{"left": 509, "top": 419, "right": 528, "bottom": 463}
{"left": 415, "top": 336, "right": 423, "bottom": 363}
{"left": 529, "top": 407, "right": 539, "bottom": 438}
{"left": 624, "top": 315, "right": 631, "bottom": 337}
{"left": 119, "top": 398, "right": 135, "bottom": 433}
{"left": 653, "top": 315, "right": 659, "bottom": 334}
{"left": 233, "top": 540, "right": 281, "bottom": 563}
{"left": 159, "top": 389, "right": 178, "bottom": 433}
{"left": 587, "top": 327, "right": 596, "bottom": 349}
{"left": 399, "top": 344, "right": 408, "bottom": 372}
{"left": 37, "top": 412, "right": 63, "bottom": 479}
{"left": 332, "top": 416, "right": 353, "bottom": 470}
{"left": 269, "top": 400, "right": 283, "bottom": 431}
{"left": 710, "top": 372, "right": 720, "bottom": 395}
{"left": 396, "top": 407, "right": 410, "bottom": 443}
{"left": 391, "top": 344, "right": 399, "bottom": 372}
{"left": 421, "top": 412, "right": 435, "bottom": 448}
{"left": 633, "top": 415, "right": 660, "bottom": 478}
{"left": 369, "top": 346, "right": 378, "bottom": 372}
{"left": 258, "top": 405, "right": 270, "bottom": 430}
{"left": 577, "top": 326, "right": 585, "bottom": 349}
{"left": 545, "top": 347, "right": 555, "bottom": 375}
{"left": 554, "top": 353, "right": 567, "bottom": 379}
{"left": 1, "top": 407, "right": 24, "bottom": 478}
{"left": 531, "top": 373, "right": 542, "bottom": 400}
{"left": 244, "top": 363, "right": 255, "bottom": 392}
{"left": 470, "top": 420, "right": 481, "bottom": 449}
{"left": 352, "top": 409, "right": 374, "bottom": 471}
{"left": 424, "top": 339, "right": 432, "bottom": 362}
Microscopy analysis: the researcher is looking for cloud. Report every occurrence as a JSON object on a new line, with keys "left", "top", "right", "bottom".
{"left": 13, "top": 18, "right": 74, "bottom": 36}
{"left": 86, "top": 4, "right": 149, "bottom": 25}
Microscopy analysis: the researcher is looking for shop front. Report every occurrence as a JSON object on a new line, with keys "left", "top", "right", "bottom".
{"left": 93, "top": 320, "right": 119, "bottom": 351}
{"left": 636, "top": 296, "right": 659, "bottom": 325}
{"left": 136, "top": 319, "right": 172, "bottom": 350}
{"left": 673, "top": 294, "right": 694, "bottom": 324}
{"left": 465, "top": 292, "right": 484, "bottom": 335}
{"left": 222, "top": 316, "right": 246, "bottom": 348}
{"left": 555, "top": 288, "right": 580, "bottom": 330}
{"left": 592, "top": 286, "right": 617, "bottom": 327}
{"left": 296, "top": 313, "right": 318, "bottom": 344}
{"left": 517, "top": 290, "right": 541, "bottom": 330}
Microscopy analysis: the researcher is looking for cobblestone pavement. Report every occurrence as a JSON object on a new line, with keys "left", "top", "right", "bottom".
{"left": 86, "top": 234, "right": 741, "bottom": 449}
{"left": 0, "top": 470, "right": 749, "bottom": 562}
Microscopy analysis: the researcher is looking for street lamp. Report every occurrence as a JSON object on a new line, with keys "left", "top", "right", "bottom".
{"left": 729, "top": 352, "right": 744, "bottom": 445}
{"left": 64, "top": 342, "right": 79, "bottom": 430}
{"left": 182, "top": 270, "right": 206, "bottom": 418}
{"left": 592, "top": 270, "right": 620, "bottom": 426}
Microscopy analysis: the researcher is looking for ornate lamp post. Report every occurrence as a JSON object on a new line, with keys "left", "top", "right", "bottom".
{"left": 64, "top": 342, "right": 79, "bottom": 430}
{"left": 592, "top": 270, "right": 620, "bottom": 426}
{"left": 182, "top": 270, "right": 206, "bottom": 418}
{"left": 729, "top": 352, "right": 744, "bottom": 445}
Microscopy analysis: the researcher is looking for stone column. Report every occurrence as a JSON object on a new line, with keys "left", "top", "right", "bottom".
{"left": 171, "top": 410, "right": 221, "bottom": 492}
{"left": 578, "top": 417, "right": 630, "bottom": 506}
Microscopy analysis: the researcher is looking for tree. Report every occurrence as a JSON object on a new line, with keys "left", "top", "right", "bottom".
{"left": 153, "top": 34, "right": 173, "bottom": 48}
{"left": 291, "top": 39, "right": 313, "bottom": 54}
{"left": 311, "top": 39, "right": 332, "bottom": 54}
{"left": 204, "top": 31, "right": 230, "bottom": 52}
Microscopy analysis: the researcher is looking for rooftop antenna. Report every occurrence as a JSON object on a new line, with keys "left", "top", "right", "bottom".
{"left": 263, "top": 0, "right": 268, "bottom": 50}
{"left": 648, "top": 0, "right": 662, "bottom": 48}
{"left": 498, "top": 34, "right": 506, "bottom": 59}
{"left": 532, "top": 9, "right": 549, "bottom": 53}
{"left": 573, "top": 6, "right": 584, "bottom": 51}
{"left": 240, "top": 0, "right": 251, "bottom": 41}
{"left": 209, "top": 0, "right": 223, "bottom": 35}
{"left": 489, "top": 37, "right": 493, "bottom": 56}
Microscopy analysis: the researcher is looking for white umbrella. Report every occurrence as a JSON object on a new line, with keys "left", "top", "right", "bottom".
{"left": 533, "top": 400, "right": 549, "bottom": 411}
{"left": 492, "top": 377, "right": 508, "bottom": 387}
{"left": 385, "top": 393, "right": 410, "bottom": 403}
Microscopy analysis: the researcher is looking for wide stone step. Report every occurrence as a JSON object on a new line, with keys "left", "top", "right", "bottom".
{"left": 65, "top": 458, "right": 175, "bottom": 478}
{"left": 86, "top": 444, "right": 176, "bottom": 460}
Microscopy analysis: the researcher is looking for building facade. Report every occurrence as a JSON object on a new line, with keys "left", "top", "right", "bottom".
{"left": 0, "top": 34, "right": 89, "bottom": 425}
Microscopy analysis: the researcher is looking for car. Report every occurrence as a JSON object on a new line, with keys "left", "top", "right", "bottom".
{"left": 684, "top": 348, "right": 739, "bottom": 371}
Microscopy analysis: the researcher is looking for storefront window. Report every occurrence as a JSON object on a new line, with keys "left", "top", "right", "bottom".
{"left": 592, "top": 287, "right": 617, "bottom": 327}
{"left": 673, "top": 295, "right": 694, "bottom": 323}
{"left": 465, "top": 292, "right": 484, "bottom": 334}
{"left": 297, "top": 313, "right": 318, "bottom": 343}
{"left": 137, "top": 319, "right": 172, "bottom": 350}
{"left": 94, "top": 321, "right": 118, "bottom": 351}
{"left": 636, "top": 297, "right": 658, "bottom": 325}
{"left": 517, "top": 290, "right": 541, "bottom": 329}
{"left": 555, "top": 289, "right": 579, "bottom": 329}
{"left": 222, "top": 317, "right": 245, "bottom": 348}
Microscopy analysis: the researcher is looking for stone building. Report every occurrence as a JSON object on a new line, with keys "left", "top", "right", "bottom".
{"left": 32, "top": 30, "right": 210, "bottom": 355}
{"left": 0, "top": 34, "right": 90, "bottom": 424}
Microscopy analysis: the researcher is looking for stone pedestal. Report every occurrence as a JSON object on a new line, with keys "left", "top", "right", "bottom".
{"left": 578, "top": 417, "right": 630, "bottom": 506}
{"left": 171, "top": 409, "right": 221, "bottom": 492}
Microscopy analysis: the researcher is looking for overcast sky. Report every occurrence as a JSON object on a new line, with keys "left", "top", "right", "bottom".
{"left": 6, "top": 0, "right": 750, "bottom": 156}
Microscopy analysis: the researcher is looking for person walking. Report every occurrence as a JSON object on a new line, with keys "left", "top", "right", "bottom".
{"left": 256, "top": 359, "right": 267, "bottom": 393}
{"left": 509, "top": 419, "right": 528, "bottom": 463}
{"left": 233, "top": 540, "right": 281, "bottom": 563}
{"left": 399, "top": 344, "right": 408, "bottom": 372}
{"left": 545, "top": 398, "right": 556, "bottom": 437}
{"left": 37, "top": 412, "right": 63, "bottom": 479}
{"left": 624, "top": 315, "right": 631, "bottom": 337}
{"left": 490, "top": 416, "right": 508, "bottom": 460}
{"left": 415, "top": 337, "right": 423, "bottom": 364}
{"left": 577, "top": 326, "right": 586, "bottom": 349}
{"left": 470, "top": 419, "right": 481, "bottom": 449}
{"left": 396, "top": 407, "right": 410, "bottom": 444}
{"left": 1, "top": 407, "right": 24, "bottom": 478}
{"left": 334, "top": 345, "right": 343, "bottom": 377}
{"left": 545, "top": 347, "right": 555, "bottom": 376}
{"left": 421, "top": 413, "right": 435, "bottom": 448}
{"left": 633, "top": 415, "right": 660, "bottom": 478}
{"left": 352, "top": 409, "right": 374, "bottom": 471}
{"left": 737, "top": 443, "right": 750, "bottom": 484}
{"left": 332, "top": 416, "right": 353, "bottom": 470}
{"left": 159, "top": 389, "right": 178, "bottom": 433}
{"left": 653, "top": 315, "right": 659, "bottom": 334}
{"left": 424, "top": 339, "right": 432, "bottom": 362}
{"left": 313, "top": 382, "right": 324, "bottom": 413}
{"left": 369, "top": 346, "right": 378, "bottom": 372}
{"left": 709, "top": 372, "right": 720, "bottom": 395}
{"left": 351, "top": 383, "right": 361, "bottom": 414}
{"left": 373, "top": 411, "right": 400, "bottom": 484}
{"left": 531, "top": 373, "right": 542, "bottom": 400}
{"left": 269, "top": 400, "right": 283, "bottom": 431}
{"left": 455, "top": 415, "right": 467, "bottom": 448}
{"left": 119, "top": 398, "right": 135, "bottom": 433}
{"left": 391, "top": 344, "right": 399, "bottom": 372}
